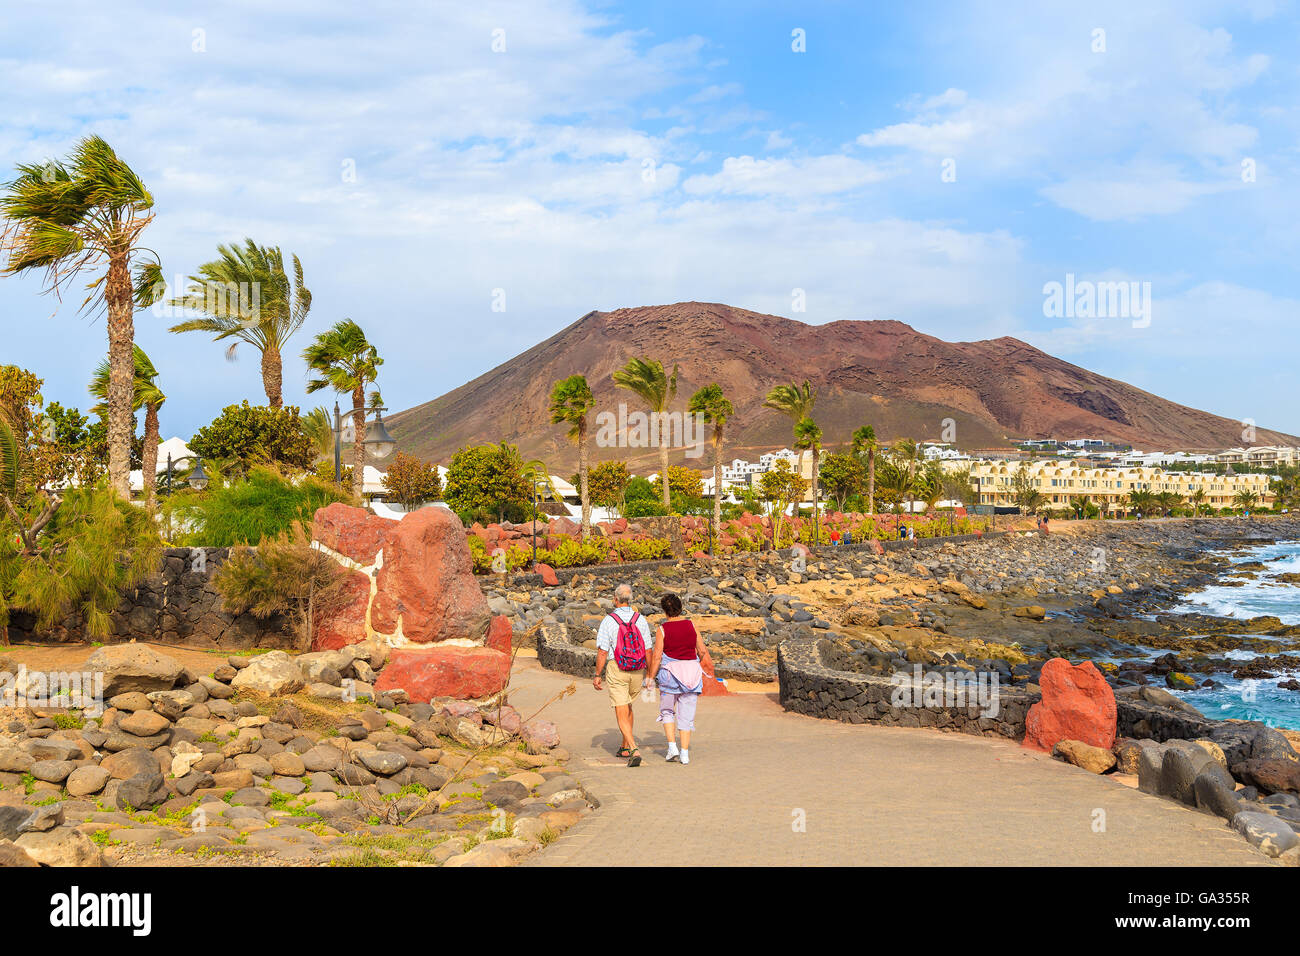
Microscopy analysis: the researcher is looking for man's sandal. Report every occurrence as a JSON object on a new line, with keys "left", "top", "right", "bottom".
{"left": 626, "top": 747, "right": 642, "bottom": 767}
{"left": 616, "top": 746, "right": 633, "bottom": 758}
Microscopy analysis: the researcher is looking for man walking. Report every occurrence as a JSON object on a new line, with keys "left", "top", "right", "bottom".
{"left": 593, "top": 583, "right": 654, "bottom": 766}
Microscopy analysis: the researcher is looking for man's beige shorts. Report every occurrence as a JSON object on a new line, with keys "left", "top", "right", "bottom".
{"left": 605, "top": 660, "right": 645, "bottom": 708}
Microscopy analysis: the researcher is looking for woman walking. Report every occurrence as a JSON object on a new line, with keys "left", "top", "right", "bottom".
{"left": 649, "top": 592, "right": 714, "bottom": 765}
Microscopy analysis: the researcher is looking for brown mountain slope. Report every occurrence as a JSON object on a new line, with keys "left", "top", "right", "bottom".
{"left": 387, "top": 302, "right": 1295, "bottom": 470}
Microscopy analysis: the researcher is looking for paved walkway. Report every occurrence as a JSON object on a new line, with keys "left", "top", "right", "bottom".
{"left": 507, "top": 660, "right": 1271, "bottom": 866}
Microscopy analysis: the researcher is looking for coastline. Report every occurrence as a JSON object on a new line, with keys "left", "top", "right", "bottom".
{"left": 491, "top": 515, "right": 1300, "bottom": 731}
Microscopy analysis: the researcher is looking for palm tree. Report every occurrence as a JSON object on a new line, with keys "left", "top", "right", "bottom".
{"left": 1127, "top": 488, "right": 1155, "bottom": 517}
{"left": 917, "top": 462, "right": 945, "bottom": 514}
{"left": 851, "top": 424, "right": 879, "bottom": 515}
{"left": 764, "top": 380, "right": 817, "bottom": 512}
{"left": 303, "top": 319, "right": 383, "bottom": 497}
{"left": 89, "top": 345, "right": 165, "bottom": 509}
{"left": 891, "top": 437, "right": 923, "bottom": 514}
{"left": 1154, "top": 491, "right": 1184, "bottom": 517}
{"left": 1233, "top": 489, "right": 1259, "bottom": 513}
{"left": 1188, "top": 487, "right": 1207, "bottom": 518}
{"left": 0, "top": 136, "right": 164, "bottom": 497}
{"left": 1068, "top": 494, "right": 1091, "bottom": 520}
{"left": 688, "top": 383, "right": 734, "bottom": 548}
{"left": 873, "top": 458, "right": 913, "bottom": 514}
{"left": 549, "top": 375, "right": 594, "bottom": 538}
{"left": 793, "top": 416, "right": 823, "bottom": 533}
{"left": 302, "top": 406, "right": 335, "bottom": 464}
{"left": 613, "top": 358, "right": 678, "bottom": 509}
{"left": 168, "top": 238, "right": 311, "bottom": 407}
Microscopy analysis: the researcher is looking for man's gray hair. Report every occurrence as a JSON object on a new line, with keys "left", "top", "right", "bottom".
{"left": 614, "top": 583, "right": 633, "bottom": 603}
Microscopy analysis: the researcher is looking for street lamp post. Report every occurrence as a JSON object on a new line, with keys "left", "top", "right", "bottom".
{"left": 162, "top": 452, "right": 208, "bottom": 540}
{"left": 164, "top": 452, "right": 208, "bottom": 493}
{"left": 333, "top": 402, "right": 397, "bottom": 489}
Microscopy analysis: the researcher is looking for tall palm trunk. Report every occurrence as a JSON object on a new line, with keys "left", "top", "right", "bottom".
{"left": 350, "top": 385, "right": 365, "bottom": 498}
{"left": 906, "top": 457, "right": 917, "bottom": 515}
{"left": 712, "top": 433, "right": 723, "bottom": 549}
{"left": 105, "top": 250, "right": 135, "bottom": 499}
{"left": 867, "top": 447, "right": 876, "bottom": 515}
{"left": 142, "top": 404, "right": 160, "bottom": 510}
{"left": 659, "top": 430, "right": 670, "bottom": 509}
{"left": 811, "top": 446, "right": 820, "bottom": 540}
{"left": 261, "top": 345, "right": 284, "bottom": 408}
{"left": 578, "top": 420, "right": 591, "bottom": 539}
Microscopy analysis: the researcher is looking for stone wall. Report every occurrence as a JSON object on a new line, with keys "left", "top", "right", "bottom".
{"left": 635, "top": 516, "right": 687, "bottom": 558}
{"left": 535, "top": 622, "right": 598, "bottom": 678}
{"left": 777, "top": 636, "right": 1034, "bottom": 738}
{"left": 777, "top": 636, "right": 1226, "bottom": 746}
{"left": 1115, "top": 693, "right": 1216, "bottom": 742}
{"left": 7, "top": 547, "right": 297, "bottom": 650}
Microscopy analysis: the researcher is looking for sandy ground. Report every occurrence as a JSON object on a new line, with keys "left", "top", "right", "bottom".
{"left": 0, "top": 640, "right": 236, "bottom": 673}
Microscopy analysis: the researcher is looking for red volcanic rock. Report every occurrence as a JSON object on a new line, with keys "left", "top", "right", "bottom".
{"left": 534, "top": 563, "right": 559, "bottom": 586}
{"left": 549, "top": 516, "right": 580, "bottom": 536}
{"left": 370, "top": 507, "right": 491, "bottom": 643}
{"left": 374, "top": 646, "right": 510, "bottom": 701}
{"left": 312, "top": 570, "right": 372, "bottom": 651}
{"left": 313, "top": 502, "right": 391, "bottom": 565}
{"left": 521, "top": 718, "right": 560, "bottom": 751}
{"left": 869, "top": 539, "right": 885, "bottom": 555}
{"left": 612, "top": 518, "right": 628, "bottom": 534}
{"left": 701, "top": 659, "right": 729, "bottom": 697}
{"left": 1023, "top": 658, "right": 1116, "bottom": 752}
{"left": 485, "top": 614, "right": 513, "bottom": 655}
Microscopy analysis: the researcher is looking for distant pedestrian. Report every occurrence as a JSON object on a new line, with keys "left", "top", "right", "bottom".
{"left": 648, "top": 592, "right": 714, "bottom": 765}
{"left": 593, "top": 583, "right": 654, "bottom": 766}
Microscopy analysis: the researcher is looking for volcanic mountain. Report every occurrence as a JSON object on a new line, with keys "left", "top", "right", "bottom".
{"left": 387, "top": 302, "right": 1294, "bottom": 470}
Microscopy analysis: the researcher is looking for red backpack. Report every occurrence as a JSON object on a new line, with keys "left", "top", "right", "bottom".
{"left": 609, "top": 610, "right": 647, "bottom": 671}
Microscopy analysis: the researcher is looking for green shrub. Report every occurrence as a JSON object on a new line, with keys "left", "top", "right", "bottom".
{"left": 189, "top": 401, "right": 316, "bottom": 475}
{"left": 166, "top": 465, "right": 352, "bottom": 546}
{"left": 0, "top": 484, "right": 161, "bottom": 639}
{"left": 214, "top": 521, "right": 349, "bottom": 649}
{"left": 623, "top": 497, "right": 668, "bottom": 518}
{"left": 624, "top": 476, "right": 655, "bottom": 502}
{"left": 610, "top": 537, "right": 671, "bottom": 561}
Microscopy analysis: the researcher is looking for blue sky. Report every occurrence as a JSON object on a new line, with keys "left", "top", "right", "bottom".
{"left": 2, "top": 0, "right": 1298, "bottom": 442}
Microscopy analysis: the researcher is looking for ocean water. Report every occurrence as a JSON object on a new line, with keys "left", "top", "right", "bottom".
{"left": 1164, "top": 541, "right": 1300, "bottom": 730}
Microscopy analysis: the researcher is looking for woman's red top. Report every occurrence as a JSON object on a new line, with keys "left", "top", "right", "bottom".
{"left": 661, "top": 619, "right": 698, "bottom": 660}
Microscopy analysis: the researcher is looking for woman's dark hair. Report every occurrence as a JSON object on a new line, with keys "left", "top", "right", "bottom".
{"left": 660, "top": 593, "right": 683, "bottom": 617}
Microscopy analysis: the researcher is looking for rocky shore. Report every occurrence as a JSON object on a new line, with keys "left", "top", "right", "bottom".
{"left": 488, "top": 516, "right": 1300, "bottom": 701}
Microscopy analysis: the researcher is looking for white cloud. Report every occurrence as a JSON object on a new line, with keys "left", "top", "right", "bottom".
{"left": 853, "top": 1, "right": 1272, "bottom": 220}
{"left": 682, "top": 154, "right": 892, "bottom": 197}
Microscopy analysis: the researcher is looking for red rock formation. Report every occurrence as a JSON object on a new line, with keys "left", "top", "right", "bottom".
{"left": 1023, "top": 658, "right": 1117, "bottom": 752}
{"left": 312, "top": 570, "right": 371, "bottom": 650}
{"left": 485, "top": 614, "right": 513, "bottom": 655}
{"left": 374, "top": 646, "right": 510, "bottom": 700}
{"left": 312, "top": 502, "right": 391, "bottom": 565}
{"left": 369, "top": 507, "right": 491, "bottom": 644}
